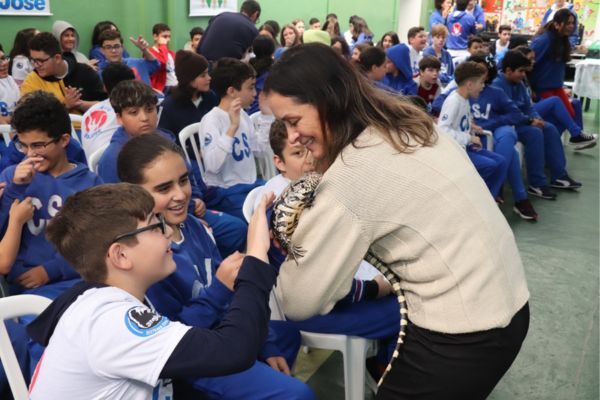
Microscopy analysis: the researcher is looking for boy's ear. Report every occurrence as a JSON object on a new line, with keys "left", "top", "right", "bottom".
{"left": 59, "top": 133, "right": 71, "bottom": 149}
{"left": 107, "top": 242, "right": 134, "bottom": 272}
{"left": 116, "top": 113, "right": 123, "bottom": 125}
{"left": 225, "top": 86, "right": 237, "bottom": 98}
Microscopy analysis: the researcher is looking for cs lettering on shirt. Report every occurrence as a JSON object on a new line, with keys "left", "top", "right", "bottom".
{"left": 27, "top": 194, "right": 62, "bottom": 236}
{"left": 0, "top": 101, "right": 10, "bottom": 117}
{"left": 232, "top": 132, "right": 251, "bottom": 162}
{"left": 471, "top": 103, "right": 491, "bottom": 120}
{"left": 460, "top": 115, "right": 470, "bottom": 132}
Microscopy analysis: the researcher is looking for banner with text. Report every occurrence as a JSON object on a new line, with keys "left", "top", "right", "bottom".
{"left": 0, "top": 0, "right": 52, "bottom": 16}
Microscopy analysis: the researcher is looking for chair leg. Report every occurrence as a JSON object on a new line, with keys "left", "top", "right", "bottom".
{"left": 343, "top": 337, "right": 370, "bottom": 400}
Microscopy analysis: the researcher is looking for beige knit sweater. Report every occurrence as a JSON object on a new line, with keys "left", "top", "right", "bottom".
{"left": 275, "top": 127, "right": 530, "bottom": 334}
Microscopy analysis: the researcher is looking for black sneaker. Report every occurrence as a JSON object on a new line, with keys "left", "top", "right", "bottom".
{"left": 569, "top": 133, "right": 597, "bottom": 150}
{"left": 527, "top": 185, "right": 557, "bottom": 200}
{"left": 551, "top": 175, "right": 582, "bottom": 190}
{"left": 513, "top": 199, "right": 538, "bottom": 221}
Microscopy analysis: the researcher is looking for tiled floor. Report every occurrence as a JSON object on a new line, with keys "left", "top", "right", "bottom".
{"left": 293, "top": 101, "right": 600, "bottom": 400}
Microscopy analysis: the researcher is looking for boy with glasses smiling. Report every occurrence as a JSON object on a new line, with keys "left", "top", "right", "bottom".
{"left": 21, "top": 32, "right": 105, "bottom": 114}
{"left": 26, "top": 183, "right": 278, "bottom": 399}
{"left": 0, "top": 91, "right": 101, "bottom": 299}
{"left": 97, "top": 29, "right": 159, "bottom": 87}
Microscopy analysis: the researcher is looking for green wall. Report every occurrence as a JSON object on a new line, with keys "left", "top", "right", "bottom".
{"left": 0, "top": 0, "right": 424, "bottom": 56}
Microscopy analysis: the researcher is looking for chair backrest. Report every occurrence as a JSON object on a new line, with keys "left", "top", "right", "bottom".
{"left": 242, "top": 186, "right": 264, "bottom": 223}
{"left": 88, "top": 142, "right": 109, "bottom": 173}
{"left": 178, "top": 123, "right": 205, "bottom": 180}
{"left": 0, "top": 295, "right": 51, "bottom": 400}
{"left": 69, "top": 114, "right": 83, "bottom": 144}
{"left": 0, "top": 124, "right": 13, "bottom": 147}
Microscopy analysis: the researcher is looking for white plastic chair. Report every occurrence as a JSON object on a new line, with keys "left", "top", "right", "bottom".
{"left": 178, "top": 122, "right": 205, "bottom": 181}
{"left": 69, "top": 114, "right": 83, "bottom": 144}
{"left": 481, "top": 130, "right": 494, "bottom": 151}
{"left": 0, "top": 295, "right": 52, "bottom": 400}
{"left": 0, "top": 124, "right": 13, "bottom": 148}
{"left": 242, "top": 186, "right": 264, "bottom": 223}
{"left": 269, "top": 291, "right": 376, "bottom": 400}
{"left": 87, "top": 143, "right": 109, "bottom": 173}
{"left": 246, "top": 202, "right": 377, "bottom": 399}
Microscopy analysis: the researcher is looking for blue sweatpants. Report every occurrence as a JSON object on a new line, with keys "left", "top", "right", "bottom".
{"left": 517, "top": 123, "right": 567, "bottom": 185}
{"left": 288, "top": 295, "right": 401, "bottom": 364}
{"left": 467, "top": 146, "right": 508, "bottom": 197}
{"left": 534, "top": 96, "right": 582, "bottom": 138}
{"left": 207, "top": 181, "right": 265, "bottom": 221}
{"left": 189, "top": 360, "right": 314, "bottom": 399}
{"left": 492, "top": 126, "right": 527, "bottom": 201}
{"left": 204, "top": 209, "right": 247, "bottom": 258}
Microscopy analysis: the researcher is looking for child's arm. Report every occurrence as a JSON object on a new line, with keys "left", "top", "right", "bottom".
{"left": 130, "top": 36, "right": 157, "bottom": 62}
{"left": 0, "top": 198, "right": 34, "bottom": 274}
{"left": 438, "top": 97, "right": 470, "bottom": 147}
{"left": 199, "top": 104, "right": 240, "bottom": 174}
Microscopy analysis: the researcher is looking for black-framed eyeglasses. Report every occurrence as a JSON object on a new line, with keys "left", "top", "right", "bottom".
{"left": 102, "top": 44, "right": 123, "bottom": 51}
{"left": 29, "top": 56, "right": 52, "bottom": 67}
{"left": 14, "top": 137, "right": 60, "bottom": 153}
{"left": 112, "top": 214, "right": 167, "bottom": 243}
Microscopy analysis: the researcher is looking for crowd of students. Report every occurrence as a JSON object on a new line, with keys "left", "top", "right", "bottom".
{"left": 0, "top": 0, "right": 597, "bottom": 398}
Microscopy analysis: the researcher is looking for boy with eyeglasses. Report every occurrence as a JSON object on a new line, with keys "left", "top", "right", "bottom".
{"left": 21, "top": 32, "right": 106, "bottom": 114}
{"left": 26, "top": 183, "right": 277, "bottom": 399}
{"left": 0, "top": 91, "right": 101, "bottom": 297}
{"left": 97, "top": 29, "right": 159, "bottom": 86}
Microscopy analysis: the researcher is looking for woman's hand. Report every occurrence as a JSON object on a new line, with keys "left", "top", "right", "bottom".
{"left": 247, "top": 192, "right": 275, "bottom": 263}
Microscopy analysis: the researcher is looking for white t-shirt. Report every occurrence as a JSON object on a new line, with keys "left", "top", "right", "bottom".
{"left": 29, "top": 286, "right": 190, "bottom": 400}
{"left": 11, "top": 55, "right": 33, "bottom": 84}
{"left": 437, "top": 90, "right": 472, "bottom": 148}
{"left": 409, "top": 45, "right": 423, "bottom": 78}
{"left": 199, "top": 107, "right": 269, "bottom": 188}
{"left": 0, "top": 76, "right": 19, "bottom": 118}
{"left": 81, "top": 99, "right": 119, "bottom": 159}
{"left": 249, "top": 111, "right": 277, "bottom": 180}
{"left": 165, "top": 52, "right": 178, "bottom": 87}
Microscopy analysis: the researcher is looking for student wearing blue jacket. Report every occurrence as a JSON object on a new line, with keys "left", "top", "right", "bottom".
{"left": 117, "top": 134, "right": 313, "bottom": 400}
{"left": 467, "top": 0, "right": 486, "bottom": 32}
{"left": 381, "top": 44, "right": 418, "bottom": 95}
{"left": 446, "top": 0, "right": 478, "bottom": 57}
{"left": 467, "top": 55, "right": 580, "bottom": 200}
{"left": 541, "top": 0, "right": 580, "bottom": 47}
{"left": 423, "top": 24, "right": 455, "bottom": 85}
{"left": 494, "top": 49, "right": 597, "bottom": 150}
{"left": 428, "top": 0, "right": 452, "bottom": 42}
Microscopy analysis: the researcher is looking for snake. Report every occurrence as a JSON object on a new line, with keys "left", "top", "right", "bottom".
{"left": 270, "top": 171, "right": 408, "bottom": 387}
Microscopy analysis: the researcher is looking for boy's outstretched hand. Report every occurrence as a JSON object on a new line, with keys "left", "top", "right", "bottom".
{"left": 247, "top": 192, "right": 275, "bottom": 263}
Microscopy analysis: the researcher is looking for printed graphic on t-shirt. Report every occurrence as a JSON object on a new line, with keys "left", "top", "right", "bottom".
{"left": 0, "top": 101, "right": 9, "bottom": 117}
{"left": 452, "top": 23, "right": 463, "bottom": 36}
{"left": 124, "top": 306, "right": 170, "bottom": 337}
{"left": 232, "top": 132, "right": 251, "bottom": 161}
{"left": 84, "top": 110, "right": 108, "bottom": 138}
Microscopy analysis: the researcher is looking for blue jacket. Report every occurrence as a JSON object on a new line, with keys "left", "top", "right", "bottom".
{"left": 469, "top": 85, "right": 529, "bottom": 130}
{"left": 381, "top": 44, "right": 417, "bottom": 95}
{"left": 429, "top": 9, "right": 446, "bottom": 33}
{"left": 492, "top": 73, "right": 540, "bottom": 120}
{"left": 0, "top": 137, "right": 87, "bottom": 173}
{"left": 471, "top": 4, "right": 486, "bottom": 30}
{"left": 158, "top": 90, "right": 219, "bottom": 139}
{"left": 0, "top": 163, "right": 102, "bottom": 288}
{"left": 423, "top": 46, "right": 454, "bottom": 84}
{"left": 541, "top": 4, "right": 579, "bottom": 47}
{"left": 530, "top": 30, "right": 566, "bottom": 93}
{"left": 247, "top": 71, "right": 268, "bottom": 115}
{"left": 446, "top": 11, "right": 477, "bottom": 50}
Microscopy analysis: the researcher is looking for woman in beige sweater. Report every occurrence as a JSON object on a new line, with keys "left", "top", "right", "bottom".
{"left": 264, "top": 44, "right": 530, "bottom": 399}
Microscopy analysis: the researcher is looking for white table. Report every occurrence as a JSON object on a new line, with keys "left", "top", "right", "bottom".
{"left": 573, "top": 58, "right": 600, "bottom": 100}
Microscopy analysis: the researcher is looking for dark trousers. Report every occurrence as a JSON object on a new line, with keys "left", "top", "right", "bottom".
{"left": 376, "top": 303, "right": 530, "bottom": 400}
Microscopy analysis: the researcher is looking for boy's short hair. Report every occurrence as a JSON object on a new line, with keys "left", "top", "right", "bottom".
{"left": 29, "top": 32, "right": 61, "bottom": 56}
{"left": 189, "top": 26, "right": 204, "bottom": 39}
{"left": 430, "top": 24, "right": 449, "bottom": 38}
{"left": 498, "top": 24, "right": 512, "bottom": 34}
{"left": 152, "top": 23, "right": 171, "bottom": 36}
{"left": 98, "top": 29, "right": 123, "bottom": 46}
{"left": 118, "top": 133, "right": 185, "bottom": 184}
{"left": 240, "top": 0, "right": 261, "bottom": 16}
{"left": 418, "top": 55, "right": 441, "bottom": 72}
{"left": 12, "top": 91, "right": 71, "bottom": 139}
{"left": 467, "top": 35, "right": 484, "bottom": 49}
{"left": 46, "top": 183, "right": 155, "bottom": 284}
{"left": 269, "top": 119, "right": 288, "bottom": 159}
{"left": 454, "top": 61, "right": 487, "bottom": 85}
{"left": 264, "top": 20, "right": 280, "bottom": 36}
{"left": 407, "top": 26, "right": 425, "bottom": 41}
{"left": 110, "top": 80, "right": 158, "bottom": 114}
{"left": 358, "top": 46, "right": 386, "bottom": 71}
{"left": 501, "top": 49, "right": 531, "bottom": 72}
{"left": 101, "top": 62, "right": 136, "bottom": 95}
{"left": 455, "top": 0, "right": 469, "bottom": 11}
{"left": 210, "top": 57, "right": 256, "bottom": 98}
{"left": 309, "top": 17, "right": 319, "bottom": 25}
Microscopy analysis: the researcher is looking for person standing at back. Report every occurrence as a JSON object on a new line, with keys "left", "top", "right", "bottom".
{"left": 198, "top": 0, "right": 261, "bottom": 62}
